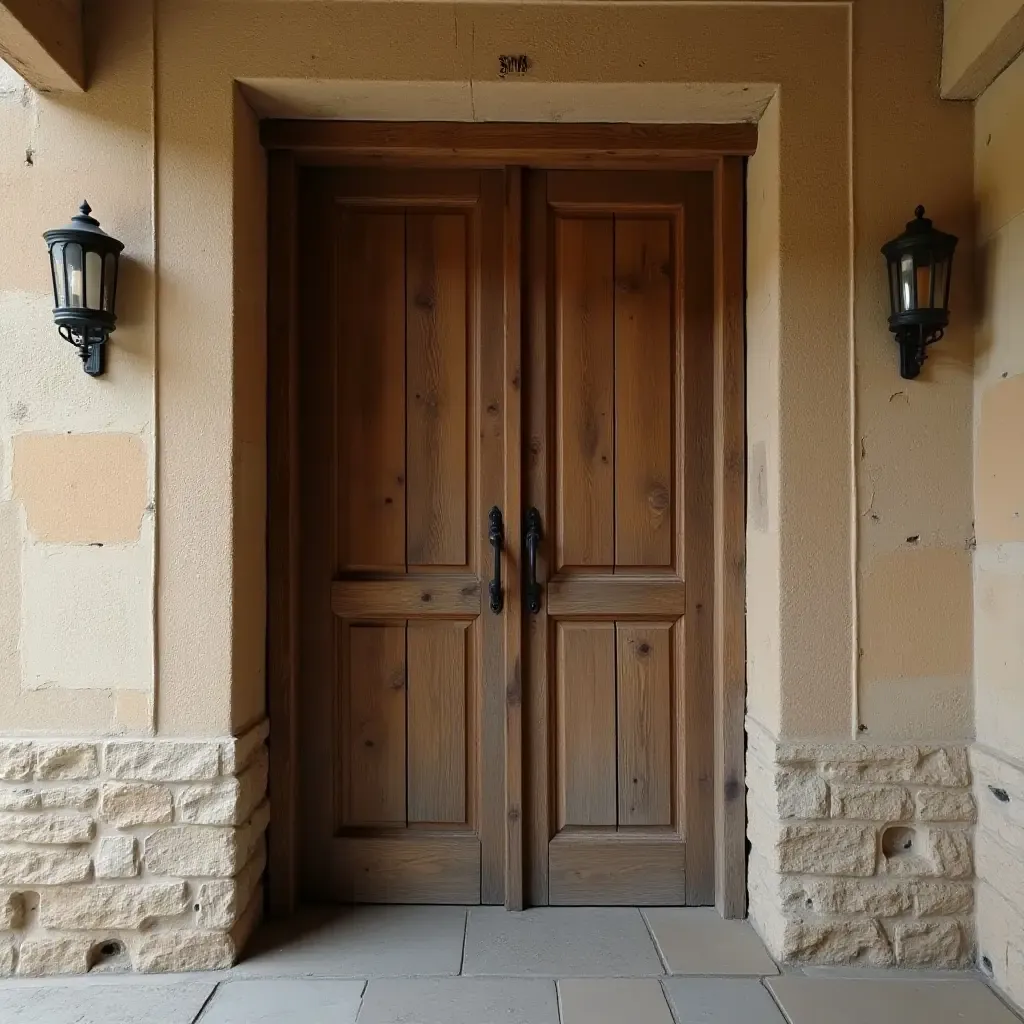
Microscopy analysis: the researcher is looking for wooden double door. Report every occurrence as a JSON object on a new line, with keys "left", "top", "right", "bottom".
{"left": 298, "top": 165, "right": 715, "bottom": 908}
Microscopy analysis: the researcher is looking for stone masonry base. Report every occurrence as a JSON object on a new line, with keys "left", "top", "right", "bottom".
{"left": 746, "top": 718, "right": 975, "bottom": 969}
{"left": 0, "top": 720, "right": 268, "bottom": 976}
{"left": 972, "top": 745, "right": 1024, "bottom": 1008}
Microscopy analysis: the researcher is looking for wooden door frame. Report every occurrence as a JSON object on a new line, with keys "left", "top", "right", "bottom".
{"left": 264, "top": 121, "right": 750, "bottom": 919}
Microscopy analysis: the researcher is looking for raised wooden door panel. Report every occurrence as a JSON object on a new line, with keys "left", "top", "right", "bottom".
{"left": 524, "top": 170, "right": 715, "bottom": 906}
{"left": 298, "top": 168, "right": 509, "bottom": 905}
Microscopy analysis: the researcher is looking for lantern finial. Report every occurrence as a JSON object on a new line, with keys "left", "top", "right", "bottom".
{"left": 914, "top": 205, "right": 925, "bottom": 220}
{"left": 79, "top": 201, "right": 91, "bottom": 217}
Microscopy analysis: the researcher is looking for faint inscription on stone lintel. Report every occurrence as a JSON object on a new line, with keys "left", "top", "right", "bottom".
{"left": 499, "top": 55, "right": 530, "bottom": 77}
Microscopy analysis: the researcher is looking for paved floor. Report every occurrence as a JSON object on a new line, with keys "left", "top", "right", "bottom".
{"left": 0, "top": 906, "right": 1020, "bottom": 1023}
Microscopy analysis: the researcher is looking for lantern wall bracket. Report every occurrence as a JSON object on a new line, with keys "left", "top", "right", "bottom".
{"left": 892, "top": 324, "right": 945, "bottom": 381}
{"left": 58, "top": 325, "right": 106, "bottom": 377}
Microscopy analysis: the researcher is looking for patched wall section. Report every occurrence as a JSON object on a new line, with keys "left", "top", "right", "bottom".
{"left": 972, "top": 44, "right": 1024, "bottom": 1008}
{"left": 0, "top": 721, "right": 267, "bottom": 975}
{"left": 747, "top": 720, "right": 975, "bottom": 968}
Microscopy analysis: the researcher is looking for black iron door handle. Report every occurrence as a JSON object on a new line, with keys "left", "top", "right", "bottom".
{"left": 525, "top": 507, "right": 543, "bottom": 614}
{"left": 488, "top": 506, "right": 504, "bottom": 613}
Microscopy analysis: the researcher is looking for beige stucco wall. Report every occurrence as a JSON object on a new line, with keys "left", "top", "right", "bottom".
{"left": 0, "top": 0, "right": 974, "bottom": 748}
{"left": 972, "top": 46, "right": 1024, "bottom": 1004}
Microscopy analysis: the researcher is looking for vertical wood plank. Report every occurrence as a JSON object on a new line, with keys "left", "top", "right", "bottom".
{"left": 407, "top": 213, "right": 469, "bottom": 568}
{"left": 407, "top": 622, "right": 467, "bottom": 823}
{"left": 267, "top": 150, "right": 299, "bottom": 917}
{"left": 345, "top": 624, "right": 408, "bottom": 826}
{"left": 478, "top": 170, "right": 507, "bottom": 904}
{"left": 503, "top": 167, "right": 524, "bottom": 910}
{"left": 555, "top": 216, "right": 615, "bottom": 570}
{"left": 339, "top": 210, "right": 407, "bottom": 570}
{"left": 614, "top": 217, "right": 674, "bottom": 568}
{"left": 715, "top": 158, "right": 747, "bottom": 918}
{"left": 556, "top": 623, "right": 617, "bottom": 828}
{"left": 524, "top": 170, "right": 551, "bottom": 906}
{"left": 616, "top": 623, "right": 673, "bottom": 827}
{"left": 683, "top": 175, "right": 717, "bottom": 905}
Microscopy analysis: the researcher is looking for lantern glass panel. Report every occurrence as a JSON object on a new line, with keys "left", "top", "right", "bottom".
{"left": 899, "top": 253, "right": 915, "bottom": 312}
{"left": 65, "top": 243, "right": 85, "bottom": 307}
{"left": 932, "top": 256, "right": 949, "bottom": 311}
{"left": 51, "top": 243, "right": 67, "bottom": 306}
{"left": 915, "top": 256, "right": 934, "bottom": 309}
{"left": 85, "top": 250, "right": 103, "bottom": 310}
{"left": 103, "top": 252, "right": 118, "bottom": 313}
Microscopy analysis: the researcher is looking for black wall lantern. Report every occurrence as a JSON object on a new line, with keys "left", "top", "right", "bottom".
{"left": 43, "top": 202, "right": 124, "bottom": 377}
{"left": 881, "top": 206, "right": 958, "bottom": 380}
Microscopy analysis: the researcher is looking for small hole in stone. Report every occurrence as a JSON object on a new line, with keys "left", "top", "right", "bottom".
{"left": 805, "top": 898, "right": 813, "bottom": 909}
{"left": 881, "top": 825, "right": 917, "bottom": 859}
{"left": 88, "top": 939, "right": 129, "bottom": 974}
{"left": 194, "top": 903, "right": 201, "bottom": 912}
{"left": 981, "top": 955, "right": 994, "bottom": 976}
{"left": 989, "top": 786, "right": 1010, "bottom": 803}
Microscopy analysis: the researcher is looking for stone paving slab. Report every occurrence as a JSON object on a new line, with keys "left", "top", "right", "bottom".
{"left": 357, "top": 977, "right": 559, "bottom": 1024}
{"left": 663, "top": 977, "right": 787, "bottom": 1022}
{"left": 643, "top": 908, "right": 780, "bottom": 976}
{"left": 767, "top": 976, "right": 1023, "bottom": 1024}
{"left": 558, "top": 978, "right": 674, "bottom": 1024}
{"left": 0, "top": 978, "right": 216, "bottom": 1024}
{"left": 232, "top": 905, "right": 467, "bottom": 978}
{"left": 462, "top": 907, "right": 664, "bottom": 977}
{"left": 197, "top": 978, "right": 364, "bottom": 1023}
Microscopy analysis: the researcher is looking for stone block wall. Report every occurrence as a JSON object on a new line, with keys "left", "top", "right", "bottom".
{"left": 747, "top": 719, "right": 975, "bottom": 968}
{"left": 0, "top": 720, "right": 268, "bottom": 976}
{"left": 972, "top": 746, "right": 1024, "bottom": 1006}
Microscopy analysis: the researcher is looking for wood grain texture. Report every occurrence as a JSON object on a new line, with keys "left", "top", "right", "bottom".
{"left": 338, "top": 209, "right": 407, "bottom": 570}
{"left": 555, "top": 216, "right": 615, "bottom": 570}
{"left": 682, "top": 173, "right": 717, "bottom": 906}
{"left": 614, "top": 217, "right": 674, "bottom": 568}
{"left": 617, "top": 623, "right": 673, "bottom": 827}
{"left": 503, "top": 167, "right": 525, "bottom": 911}
{"left": 332, "top": 576, "right": 480, "bottom": 619}
{"left": 549, "top": 832, "right": 686, "bottom": 905}
{"left": 262, "top": 121, "right": 758, "bottom": 159}
{"left": 523, "top": 170, "right": 551, "bottom": 906}
{"left": 267, "top": 150, "right": 299, "bottom": 917}
{"left": 546, "top": 576, "right": 686, "bottom": 619}
{"left": 714, "top": 157, "right": 747, "bottom": 919}
{"left": 344, "top": 624, "right": 408, "bottom": 826}
{"left": 556, "top": 623, "right": 617, "bottom": 828}
{"left": 406, "top": 212, "right": 469, "bottom": 568}
{"left": 407, "top": 623, "right": 467, "bottom": 824}
{"left": 331, "top": 834, "right": 481, "bottom": 904}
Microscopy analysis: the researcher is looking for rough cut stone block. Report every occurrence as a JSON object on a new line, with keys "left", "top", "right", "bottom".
{"left": 0, "top": 788, "right": 40, "bottom": 811}
{"left": 0, "top": 890, "right": 25, "bottom": 929}
{"left": 39, "top": 786, "right": 99, "bottom": 811}
{"left": 929, "top": 829, "right": 973, "bottom": 879}
{"left": 101, "top": 782, "right": 173, "bottom": 828}
{"left": 196, "top": 839, "right": 266, "bottom": 929}
{"left": 40, "top": 881, "right": 188, "bottom": 930}
{"left": 145, "top": 825, "right": 236, "bottom": 877}
{"left": 774, "top": 823, "right": 877, "bottom": 876}
{"left": 915, "top": 788, "right": 976, "bottom": 822}
{"left": 0, "top": 846, "right": 92, "bottom": 884}
{"left": 781, "top": 920, "right": 894, "bottom": 967}
{"left": 176, "top": 782, "right": 237, "bottom": 827}
{"left": 95, "top": 835, "right": 138, "bottom": 879}
{"left": 133, "top": 931, "right": 235, "bottom": 973}
{"left": 916, "top": 748, "right": 970, "bottom": 787}
{"left": 0, "top": 743, "right": 34, "bottom": 782}
{"left": 914, "top": 882, "right": 974, "bottom": 916}
{"left": 892, "top": 920, "right": 965, "bottom": 967}
{"left": 34, "top": 743, "right": 98, "bottom": 781}
{"left": 777, "top": 772, "right": 828, "bottom": 819}
{"left": 0, "top": 812, "right": 94, "bottom": 844}
{"left": 0, "top": 941, "right": 12, "bottom": 977}
{"left": 830, "top": 785, "right": 911, "bottom": 822}
{"left": 105, "top": 740, "right": 220, "bottom": 782}
{"left": 237, "top": 801, "right": 270, "bottom": 867}
{"left": 220, "top": 719, "right": 269, "bottom": 775}
{"left": 18, "top": 936, "right": 91, "bottom": 976}
{"left": 782, "top": 877, "right": 913, "bottom": 917}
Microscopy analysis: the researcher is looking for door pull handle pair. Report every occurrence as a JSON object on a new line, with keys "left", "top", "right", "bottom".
{"left": 488, "top": 507, "right": 543, "bottom": 615}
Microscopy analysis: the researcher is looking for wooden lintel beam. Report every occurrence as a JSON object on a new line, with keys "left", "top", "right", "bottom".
{"left": 0, "top": 0, "right": 84, "bottom": 93}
